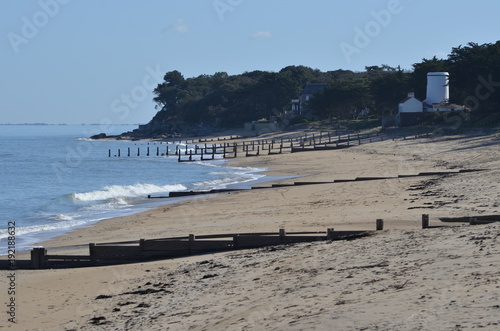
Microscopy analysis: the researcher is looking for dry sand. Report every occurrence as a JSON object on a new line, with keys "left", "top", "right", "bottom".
{"left": 1, "top": 129, "right": 499, "bottom": 330}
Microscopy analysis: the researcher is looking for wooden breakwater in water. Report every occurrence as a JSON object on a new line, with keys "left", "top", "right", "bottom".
{"left": 105, "top": 131, "right": 433, "bottom": 162}
{"left": 106, "top": 130, "right": 398, "bottom": 162}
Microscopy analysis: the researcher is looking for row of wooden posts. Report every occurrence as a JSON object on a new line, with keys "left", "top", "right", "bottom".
{"left": 27, "top": 215, "right": 443, "bottom": 269}
{"left": 107, "top": 131, "right": 388, "bottom": 162}
{"left": 11, "top": 213, "right": 496, "bottom": 270}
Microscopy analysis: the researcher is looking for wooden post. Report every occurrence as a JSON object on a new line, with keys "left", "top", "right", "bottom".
{"left": 279, "top": 228, "right": 286, "bottom": 242}
{"left": 233, "top": 234, "right": 239, "bottom": 248}
{"left": 157, "top": 147, "right": 160, "bottom": 156}
{"left": 108, "top": 149, "right": 111, "bottom": 157}
{"left": 128, "top": 147, "right": 131, "bottom": 157}
{"left": 376, "top": 219, "right": 384, "bottom": 231}
{"left": 31, "top": 247, "right": 47, "bottom": 269}
{"left": 422, "top": 214, "right": 429, "bottom": 229}
{"left": 89, "top": 243, "right": 96, "bottom": 262}
{"left": 137, "top": 147, "right": 140, "bottom": 156}
{"left": 147, "top": 147, "right": 150, "bottom": 156}
{"left": 118, "top": 149, "right": 121, "bottom": 157}
{"left": 327, "top": 228, "right": 335, "bottom": 240}
{"left": 188, "top": 234, "right": 195, "bottom": 255}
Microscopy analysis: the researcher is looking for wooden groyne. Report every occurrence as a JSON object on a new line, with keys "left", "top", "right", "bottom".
{"left": 23, "top": 228, "right": 371, "bottom": 269}
{"left": 106, "top": 130, "right": 396, "bottom": 162}
{"left": 2, "top": 212, "right": 497, "bottom": 270}
{"left": 106, "top": 131, "right": 435, "bottom": 163}
{"left": 146, "top": 168, "right": 485, "bottom": 199}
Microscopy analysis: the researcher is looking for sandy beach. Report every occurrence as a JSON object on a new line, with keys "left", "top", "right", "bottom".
{"left": 1, "top": 129, "right": 499, "bottom": 330}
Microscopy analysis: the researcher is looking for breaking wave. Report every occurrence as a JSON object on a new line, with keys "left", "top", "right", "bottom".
{"left": 71, "top": 183, "right": 186, "bottom": 202}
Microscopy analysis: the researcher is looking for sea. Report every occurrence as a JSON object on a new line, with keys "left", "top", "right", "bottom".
{"left": 0, "top": 125, "right": 267, "bottom": 254}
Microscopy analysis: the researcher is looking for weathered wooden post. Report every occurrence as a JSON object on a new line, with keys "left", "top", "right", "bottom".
{"left": 327, "top": 228, "right": 335, "bottom": 240}
{"left": 279, "top": 228, "right": 286, "bottom": 242}
{"left": 118, "top": 149, "right": 121, "bottom": 157}
{"left": 376, "top": 219, "right": 384, "bottom": 231}
{"left": 128, "top": 147, "right": 131, "bottom": 157}
{"left": 108, "top": 149, "right": 111, "bottom": 157}
{"left": 157, "top": 147, "right": 160, "bottom": 156}
{"left": 137, "top": 147, "right": 140, "bottom": 156}
{"left": 31, "top": 247, "right": 47, "bottom": 269}
{"left": 233, "top": 234, "right": 239, "bottom": 248}
{"left": 188, "top": 234, "right": 195, "bottom": 255}
{"left": 89, "top": 243, "right": 96, "bottom": 262}
{"left": 422, "top": 214, "right": 429, "bottom": 229}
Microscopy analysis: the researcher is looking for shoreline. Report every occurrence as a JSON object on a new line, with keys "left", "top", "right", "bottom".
{"left": 12, "top": 130, "right": 500, "bottom": 254}
{"left": 1, "top": 130, "right": 499, "bottom": 330}
{"left": 9, "top": 160, "right": 277, "bottom": 256}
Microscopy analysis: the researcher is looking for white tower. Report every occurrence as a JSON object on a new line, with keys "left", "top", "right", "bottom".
{"left": 425, "top": 72, "right": 449, "bottom": 105}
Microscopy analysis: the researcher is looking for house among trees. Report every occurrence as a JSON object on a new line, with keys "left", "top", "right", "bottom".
{"left": 290, "top": 83, "right": 326, "bottom": 115}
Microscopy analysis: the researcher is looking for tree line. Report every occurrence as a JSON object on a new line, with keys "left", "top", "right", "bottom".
{"left": 149, "top": 41, "right": 500, "bottom": 130}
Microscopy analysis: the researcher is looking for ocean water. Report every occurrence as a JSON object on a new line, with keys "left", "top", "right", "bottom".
{"left": 0, "top": 125, "right": 265, "bottom": 253}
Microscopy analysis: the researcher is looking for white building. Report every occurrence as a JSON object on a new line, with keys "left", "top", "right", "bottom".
{"left": 424, "top": 72, "right": 449, "bottom": 106}
{"left": 398, "top": 92, "right": 423, "bottom": 113}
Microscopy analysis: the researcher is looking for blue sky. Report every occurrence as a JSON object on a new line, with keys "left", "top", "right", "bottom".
{"left": 1, "top": 0, "right": 499, "bottom": 125}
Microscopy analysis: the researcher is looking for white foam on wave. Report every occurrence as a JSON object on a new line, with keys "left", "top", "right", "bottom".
{"left": 191, "top": 163, "right": 266, "bottom": 190}
{"left": 72, "top": 183, "right": 186, "bottom": 202}
{"left": 53, "top": 214, "right": 75, "bottom": 221}
{"left": 0, "top": 219, "right": 90, "bottom": 240}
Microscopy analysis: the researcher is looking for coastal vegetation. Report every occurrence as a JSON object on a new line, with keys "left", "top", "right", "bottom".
{"left": 147, "top": 41, "right": 500, "bottom": 134}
